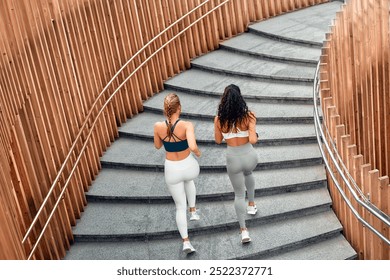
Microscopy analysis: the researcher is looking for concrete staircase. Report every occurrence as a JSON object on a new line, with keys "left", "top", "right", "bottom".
{"left": 64, "top": 1, "right": 357, "bottom": 260}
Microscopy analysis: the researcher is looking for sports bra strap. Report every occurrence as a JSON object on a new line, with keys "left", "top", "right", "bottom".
{"left": 165, "top": 118, "right": 181, "bottom": 133}
{"left": 163, "top": 119, "right": 183, "bottom": 142}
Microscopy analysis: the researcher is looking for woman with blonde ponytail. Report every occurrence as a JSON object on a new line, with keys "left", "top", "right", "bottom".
{"left": 153, "top": 93, "right": 201, "bottom": 254}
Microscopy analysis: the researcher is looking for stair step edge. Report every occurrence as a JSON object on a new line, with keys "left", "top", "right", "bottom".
{"left": 73, "top": 203, "right": 332, "bottom": 242}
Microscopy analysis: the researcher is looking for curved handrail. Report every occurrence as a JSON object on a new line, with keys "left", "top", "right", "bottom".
{"left": 313, "top": 61, "right": 390, "bottom": 246}
{"left": 23, "top": 0, "right": 231, "bottom": 260}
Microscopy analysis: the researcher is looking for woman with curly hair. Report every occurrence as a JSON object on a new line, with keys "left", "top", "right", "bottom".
{"left": 154, "top": 93, "right": 201, "bottom": 254}
{"left": 214, "top": 84, "right": 258, "bottom": 243}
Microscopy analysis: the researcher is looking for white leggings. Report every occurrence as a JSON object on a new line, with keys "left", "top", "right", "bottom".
{"left": 164, "top": 154, "right": 200, "bottom": 239}
{"left": 226, "top": 143, "right": 258, "bottom": 229}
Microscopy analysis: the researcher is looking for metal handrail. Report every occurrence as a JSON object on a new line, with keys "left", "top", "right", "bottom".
{"left": 313, "top": 62, "right": 390, "bottom": 246}
{"left": 23, "top": 0, "right": 231, "bottom": 260}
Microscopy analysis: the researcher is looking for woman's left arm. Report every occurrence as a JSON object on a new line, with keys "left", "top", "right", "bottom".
{"left": 248, "top": 112, "right": 258, "bottom": 144}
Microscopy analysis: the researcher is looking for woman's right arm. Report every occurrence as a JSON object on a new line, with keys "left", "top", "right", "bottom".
{"left": 214, "top": 116, "right": 223, "bottom": 144}
{"left": 186, "top": 122, "right": 201, "bottom": 157}
{"left": 153, "top": 122, "right": 163, "bottom": 149}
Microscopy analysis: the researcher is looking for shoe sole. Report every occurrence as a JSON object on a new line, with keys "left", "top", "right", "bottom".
{"left": 247, "top": 208, "right": 257, "bottom": 215}
{"left": 183, "top": 248, "right": 196, "bottom": 254}
{"left": 241, "top": 238, "right": 251, "bottom": 243}
{"left": 190, "top": 217, "right": 200, "bottom": 221}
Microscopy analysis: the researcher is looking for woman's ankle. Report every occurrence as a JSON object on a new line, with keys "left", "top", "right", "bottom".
{"left": 240, "top": 227, "right": 248, "bottom": 233}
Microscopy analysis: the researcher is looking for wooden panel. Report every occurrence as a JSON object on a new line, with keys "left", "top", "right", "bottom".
{"left": 320, "top": 0, "right": 390, "bottom": 259}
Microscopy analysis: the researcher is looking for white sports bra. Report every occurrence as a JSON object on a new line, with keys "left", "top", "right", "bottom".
{"left": 221, "top": 124, "right": 249, "bottom": 140}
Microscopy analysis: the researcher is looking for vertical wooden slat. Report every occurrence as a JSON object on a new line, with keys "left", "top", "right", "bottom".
{"left": 378, "top": 176, "right": 389, "bottom": 259}
{"left": 340, "top": 134, "right": 352, "bottom": 242}
{"left": 104, "top": 0, "right": 128, "bottom": 123}
{"left": 147, "top": 0, "right": 169, "bottom": 87}
{"left": 122, "top": 0, "right": 144, "bottom": 112}
{"left": 352, "top": 154, "right": 364, "bottom": 259}
{"left": 140, "top": 0, "right": 162, "bottom": 95}
{"left": 368, "top": 169, "right": 380, "bottom": 259}
{"left": 169, "top": 1, "right": 187, "bottom": 72}
{"left": 361, "top": 163, "right": 372, "bottom": 260}
{"left": 346, "top": 144, "right": 359, "bottom": 250}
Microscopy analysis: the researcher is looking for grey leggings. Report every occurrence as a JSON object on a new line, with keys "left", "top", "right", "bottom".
{"left": 226, "top": 143, "right": 258, "bottom": 228}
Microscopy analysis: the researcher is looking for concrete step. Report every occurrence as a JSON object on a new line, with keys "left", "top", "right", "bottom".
{"left": 248, "top": 1, "right": 342, "bottom": 47}
{"left": 143, "top": 90, "right": 316, "bottom": 124}
{"left": 262, "top": 234, "right": 357, "bottom": 260}
{"left": 220, "top": 32, "right": 320, "bottom": 65}
{"left": 119, "top": 111, "right": 317, "bottom": 145}
{"left": 73, "top": 187, "right": 332, "bottom": 241}
{"left": 65, "top": 211, "right": 348, "bottom": 260}
{"left": 100, "top": 138, "right": 323, "bottom": 171}
{"left": 191, "top": 49, "right": 315, "bottom": 83}
{"left": 164, "top": 69, "right": 313, "bottom": 103}
{"left": 86, "top": 164, "right": 327, "bottom": 202}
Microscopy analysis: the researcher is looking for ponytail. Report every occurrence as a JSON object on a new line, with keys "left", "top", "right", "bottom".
{"left": 166, "top": 101, "right": 173, "bottom": 138}
{"left": 163, "top": 93, "right": 180, "bottom": 139}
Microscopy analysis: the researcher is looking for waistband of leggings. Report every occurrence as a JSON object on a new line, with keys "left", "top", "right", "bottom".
{"left": 165, "top": 153, "right": 195, "bottom": 165}
{"left": 226, "top": 142, "right": 254, "bottom": 156}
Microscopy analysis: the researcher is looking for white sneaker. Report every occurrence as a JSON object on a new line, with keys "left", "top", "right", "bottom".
{"left": 247, "top": 205, "right": 257, "bottom": 215}
{"left": 190, "top": 210, "right": 200, "bottom": 221}
{"left": 241, "top": 230, "right": 251, "bottom": 243}
{"left": 182, "top": 241, "right": 196, "bottom": 254}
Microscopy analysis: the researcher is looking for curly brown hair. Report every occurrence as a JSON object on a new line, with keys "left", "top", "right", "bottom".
{"left": 217, "top": 84, "right": 250, "bottom": 132}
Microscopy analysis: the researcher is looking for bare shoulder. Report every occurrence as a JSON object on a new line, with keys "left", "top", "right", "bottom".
{"left": 248, "top": 111, "right": 256, "bottom": 118}
{"left": 181, "top": 120, "right": 194, "bottom": 129}
{"left": 247, "top": 111, "right": 256, "bottom": 123}
{"left": 154, "top": 121, "right": 166, "bottom": 131}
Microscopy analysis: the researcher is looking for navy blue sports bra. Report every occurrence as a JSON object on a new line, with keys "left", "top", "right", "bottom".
{"left": 162, "top": 119, "right": 189, "bottom": 152}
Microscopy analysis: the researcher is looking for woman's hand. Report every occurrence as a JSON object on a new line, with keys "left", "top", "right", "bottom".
{"left": 194, "top": 149, "right": 201, "bottom": 158}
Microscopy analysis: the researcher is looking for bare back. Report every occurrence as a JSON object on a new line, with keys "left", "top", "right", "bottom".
{"left": 154, "top": 119, "right": 191, "bottom": 161}
{"left": 214, "top": 112, "right": 258, "bottom": 146}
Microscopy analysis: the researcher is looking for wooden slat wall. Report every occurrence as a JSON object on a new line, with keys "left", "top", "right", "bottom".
{"left": 320, "top": 0, "right": 390, "bottom": 259}
{"left": 0, "top": 0, "right": 328, "bottom": 260}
